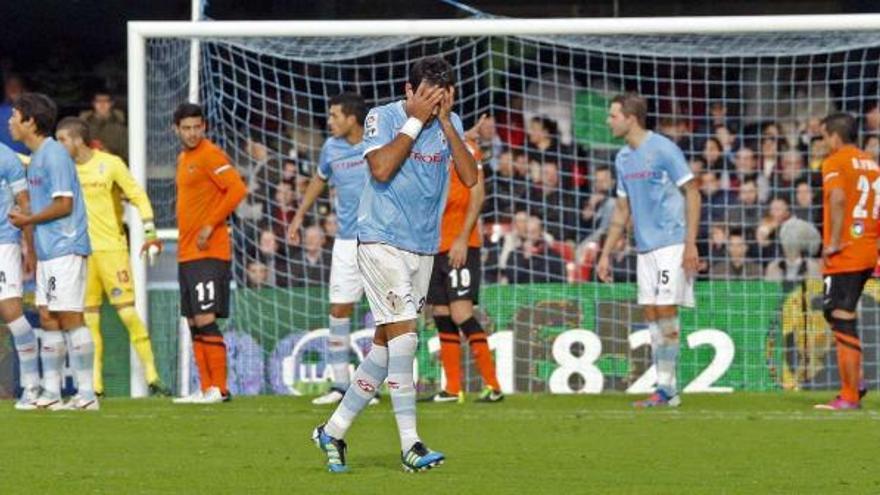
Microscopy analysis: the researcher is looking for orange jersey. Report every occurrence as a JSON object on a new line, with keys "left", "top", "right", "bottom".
{"left": 822, "top": 144, "right": 880, "bottom": 274}
{"left": 176, "top": 139, "right": 247, "bottom": 263}
{"left": 439, "top": 141, "right": 482, "bottom": 252}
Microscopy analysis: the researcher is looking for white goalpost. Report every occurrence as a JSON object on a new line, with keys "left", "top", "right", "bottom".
{"left": 128, "top": 15, "right": 880, "bottom": 397}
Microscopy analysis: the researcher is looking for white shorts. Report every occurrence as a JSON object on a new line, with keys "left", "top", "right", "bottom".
{"left": 329, "top": 238, "right": 365, "bottom": 304}
{"left": 636, "top": 244, "right": 695, "bottom": 308}
{"left": 0, "top": 243, "right": 23, "bottom": 301}
{"left": 358, "top": 243, "right": 433, "bottom": 326}
{"left": 35, "top": 254, "right": 87, "bottom": 312}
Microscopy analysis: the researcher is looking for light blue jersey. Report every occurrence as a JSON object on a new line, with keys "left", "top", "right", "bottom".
{"left": 357, "top": 100, "right": 465, "bottom": 254}
{"left": 614, "top": 131, "right": 693, "bottom": 253}
{"left": 317, "top": 136, "right": 368, "bottom": 240}
{"left": 27, "top": 138, "right": 91, "bottom": 261}
{"left": 0, "top": 143, "right": 26, "bottom": 245}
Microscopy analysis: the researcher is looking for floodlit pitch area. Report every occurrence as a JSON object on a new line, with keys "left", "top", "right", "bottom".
{"left": 2, "top": 393, "right": 878, "bottom": 494}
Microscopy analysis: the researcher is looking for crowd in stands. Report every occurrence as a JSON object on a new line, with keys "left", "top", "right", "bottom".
{"left": 228, "top": 97, "right": 880, "bottom": 289}
{"left": 5, "top": 70, "right": 877, "bottom": 290}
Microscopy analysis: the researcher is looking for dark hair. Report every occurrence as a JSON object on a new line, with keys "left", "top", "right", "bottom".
{"left": 173, "top": 103, "right": 204, "bottom": 125}
{"left": 329, "top": 92, "right": 368, "bottom": 127}
{"left": 822, "top": 112, "right": 858, "bottom": 144}
{"left": 705, "top": 136, "right": 723, "bottom": 151}
{"left": 56, "top": 117, "right": 91, "bottom": 143}
{"left": 408, "top": 56, "right": 455, "bottom": 89}
{"left": 594, "top": 164, "right": 612, "bottom": 174}
{"left": 728, "top": 227, "right": 745, "bottom": 239}
{"left": 13, "top": 92, "right": 57, "bottom": 137}
{"left": 530, "top": 116, "right": 559, "bottom": 137}
{"left": 92, "top": 89, "right": 113, "bottom": 100}
{"left": 611, "top": 92, "right": 648, "bottom": 129}
{"left": 770, "top": 195, "right": 790, "bottom": 206}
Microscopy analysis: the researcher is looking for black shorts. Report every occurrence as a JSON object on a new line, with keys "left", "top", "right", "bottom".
{"left": 426, "top": 247, "right": 481, "bottom": 306}
{"left": 823, "top": 268, "right": 873, "bottom": 314}
{"left": 179, "top": 258, "right": 232, "bottom": 318}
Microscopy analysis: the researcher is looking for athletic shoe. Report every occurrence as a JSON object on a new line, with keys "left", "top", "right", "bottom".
{"left": 31, "top": 393, "right": 63, "bottom": 411}
{"left": 312, "top": 424, "right": 349, "bottom": 473}
{"left": 859, "top": 380, "right": 868, "bottom": 400}
{"left": 476, "top": 387, "right": 504, "bottom": 403}
{"left": 198, "top": 387, "right": 225, "bottom": 404}
{"left": 149, "top": 380, "right": 172, "bottom": 397}
{"left": 56, "top": 395, "right": 100, "bottom": 411}
{"left": 14, "top": 387, "right": 41, "bottom": 411}
{"left": 172, "top": 390, "right": 204, "bottom": 404}
{"left": 401, "top": 442, "right": 445, "bottom": 472}
{"left": 312, "top": 388, "right": 345, "bottom": 406}
{"left": 633, "top": 389, "right": 681, "bottom": 408}
{"left": 368, "top": 394, "right": 380, "bottom": 406}
{"left": 420, "top": 391, "right": 463, "bottom": 403}
{"left": 814, "top": 397, "right": 861, "bottom": 410}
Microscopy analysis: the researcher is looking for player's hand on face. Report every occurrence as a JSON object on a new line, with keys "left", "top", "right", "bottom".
{"left": 196, "top": 225, "right": 213, "bottom": 251}
{"left": 8, "top": 210, "right": 28, "bottom": 228}
{"left": 448, "top": 237, "right": 468, "bottom": 269}
{"left": 406, "top": 81, "right": 445, "bottom": 123}
{"left": 682, "top": 242, "right": 700, "bottom": 276}
{"left": 438, "top": 87, "right": 455, "bottom": 125}
{"left": 596, "top": 255, "right": 613, "bottom": 283}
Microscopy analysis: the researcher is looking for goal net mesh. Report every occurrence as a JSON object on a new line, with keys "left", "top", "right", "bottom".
{"left": 142, "top": 27, "right": 880, "bottom": 395}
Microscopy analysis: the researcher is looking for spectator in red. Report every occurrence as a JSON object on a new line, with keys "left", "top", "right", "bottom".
{"left": 272, "top": 181, "right": 298, "bottom": 239}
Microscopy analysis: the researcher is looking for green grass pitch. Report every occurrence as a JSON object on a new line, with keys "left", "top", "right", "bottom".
{"left": 1, "top": 393, "right": 878, "bottom": 494}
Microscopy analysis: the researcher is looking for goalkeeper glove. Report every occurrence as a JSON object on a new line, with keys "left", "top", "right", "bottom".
{"left": 141, "top": 221, "right": 163, "bottom": 265}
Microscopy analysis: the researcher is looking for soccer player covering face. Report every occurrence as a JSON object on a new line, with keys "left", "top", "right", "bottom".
{"left": 424, "top": 121, "right": 503, "bottom": 404}
{"left": 171, "top": 103, "right": 247, "bottom": 405}
{"left": 0, "top": 140, "right": 41, "bottom": 409}
{"left": 814, "top": 113, "right": 878, "bottom": 410}
{"left": 56, "top": 117, "right": 170, "bottom": 398}
{"left": 8, "top": 93, "right": 97, "bottom": 411}
{"left": 312, "top": 56, "right": 478, "bottom": 473}
{"left": 597, "top": 93, "right": 701, "bottom": 408}
{"left": 287, "top": 93, "right": 375, "bottom": 406}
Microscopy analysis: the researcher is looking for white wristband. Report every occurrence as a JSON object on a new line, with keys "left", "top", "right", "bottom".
{"left": 399, "top": 117, "right": 424, "bottom": 140}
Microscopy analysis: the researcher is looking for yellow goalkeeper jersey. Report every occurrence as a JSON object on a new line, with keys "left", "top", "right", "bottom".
{"left": 76, "top": 150, "right": 154, "bottom": 252}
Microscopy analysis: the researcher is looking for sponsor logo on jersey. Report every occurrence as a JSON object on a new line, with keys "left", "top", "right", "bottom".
{"left": 365, "top": 113, "right": 378, "bottom": 138}
{"left": 851, "top": 221, "right": 865, "bottom": 238}
{"left": 409, "top": 151, "right": 445, "bottom": 164}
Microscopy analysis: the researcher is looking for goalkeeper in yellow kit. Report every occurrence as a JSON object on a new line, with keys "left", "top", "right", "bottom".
{"left": 56, "top": 117, "right": 169, "bottom": 396}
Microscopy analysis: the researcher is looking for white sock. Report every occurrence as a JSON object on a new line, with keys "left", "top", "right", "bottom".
{"left": 68, "top": 326, "right": 96, "bottom": 400}
{"left": 655, "top": 317, "right": 680, "bottom": 396}
{"left": 325, "top": 345, "right": 388, "bottom": 439}
{"left": 647, "top": 321, "right": 660, "bottom": 369}
{"left": 387, "top": 333, "right": 419, "bottom": 453}
{"left": 8, "top": 316, "right": 40, "bottom": 390}
{"left": 328, "top": 316, "right": 351, "bottom": 390}
{"left": 40, "top": 331, "right": 66, "bottom": 399}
